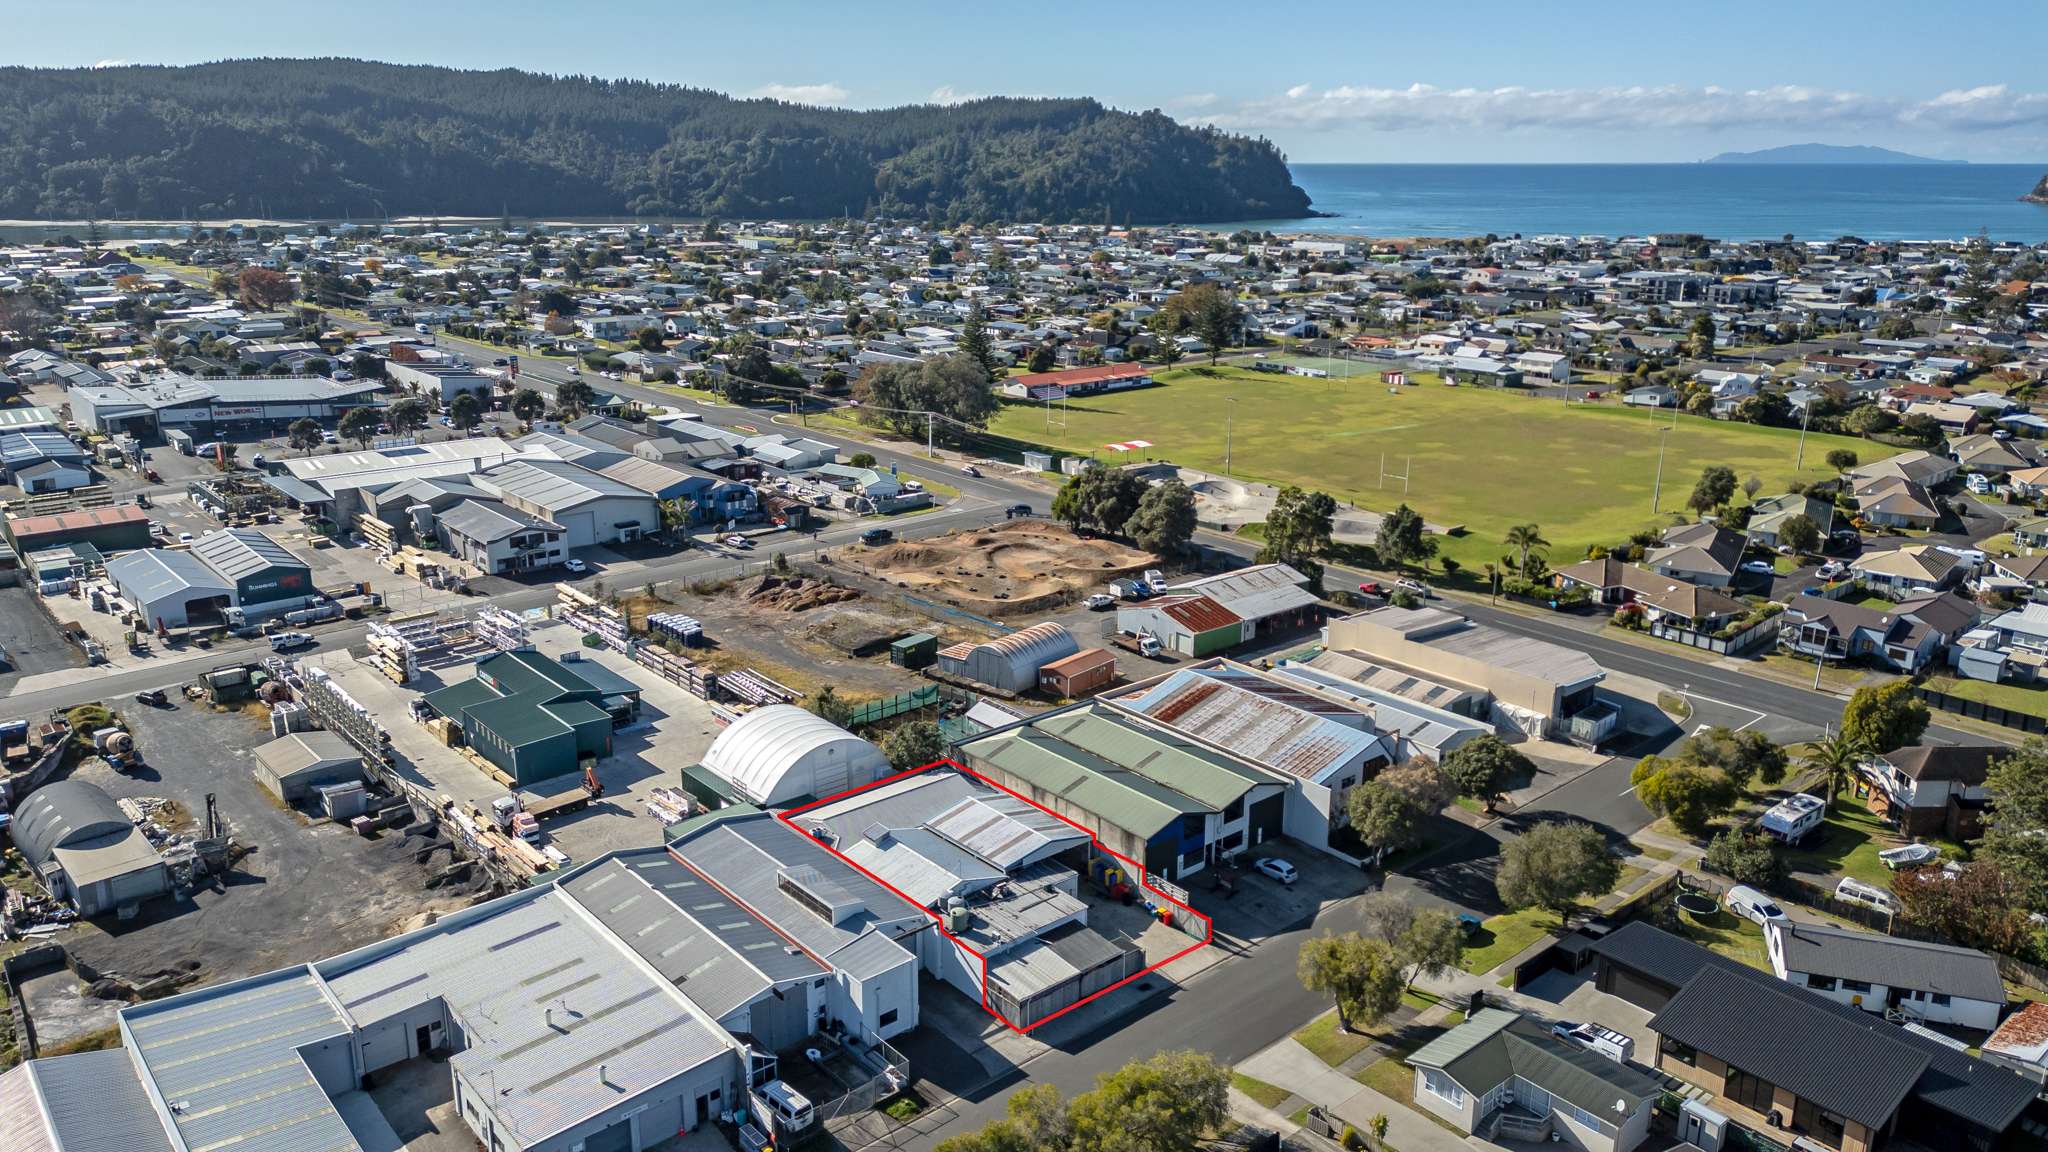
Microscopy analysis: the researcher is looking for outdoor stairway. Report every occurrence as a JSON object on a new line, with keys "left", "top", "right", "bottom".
{"left": 1485, "top": 1107, "right": 1552, "bottom": 1144}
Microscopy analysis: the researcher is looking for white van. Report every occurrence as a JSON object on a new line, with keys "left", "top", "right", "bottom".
{"left": 1834, "top": 877, "right": 1898, "bottom": 915}
{"left": 1723, "top": 884, "right": 1788, "bottom": 927}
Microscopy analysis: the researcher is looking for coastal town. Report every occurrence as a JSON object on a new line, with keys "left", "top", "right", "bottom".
{"left": 2, "top": 209, "right": 2048, "bottom": 1152}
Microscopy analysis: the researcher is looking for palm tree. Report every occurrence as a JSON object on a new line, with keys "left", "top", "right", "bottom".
{"left": 1800, "top": 733, "right": 1867, "bottom": 810}
{"left": 1503, "top": 524, "right": 1549, "bottom": 574}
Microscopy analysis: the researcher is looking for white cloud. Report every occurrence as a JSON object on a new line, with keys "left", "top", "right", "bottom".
{"left": 91, "top": 58, "right": 130, "bottom": 69}
{"left": 1174, "top": 93, "right": 1219, "bottom": 109}
{"left": 1197, "top": 81, "right": 2048, "bottom": 137}
{"left": 746, "top": 82, "right": 850, "bottom": 107}
{"left": 928, "top": 85, "right": 982, "bottom": 105}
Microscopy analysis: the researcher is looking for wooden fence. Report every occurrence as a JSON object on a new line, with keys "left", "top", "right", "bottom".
{"left": 1650, "top": 616, "right": 1778, "bottom": 656}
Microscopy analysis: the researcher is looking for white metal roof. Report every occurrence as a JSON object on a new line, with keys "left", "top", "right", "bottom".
{"left": 701, "top": 705, "right": 887, "bottom": 806}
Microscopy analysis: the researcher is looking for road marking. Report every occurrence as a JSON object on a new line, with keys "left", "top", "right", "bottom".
{"left": 1682, "top": 689, "right": 1766, "bottom": 733}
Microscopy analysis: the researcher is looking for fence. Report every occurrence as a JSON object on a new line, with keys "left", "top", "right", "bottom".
{"left": 1650, "top": 616, "right": 1778, "bottom": 656}
{"left": 1913, "top": 685, "right": 2048, "bottom": 735}
{"left": 844, "top": 685, "right": 944, "bottom": 729}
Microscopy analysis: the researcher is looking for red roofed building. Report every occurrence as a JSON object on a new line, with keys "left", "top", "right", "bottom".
{"left": 4, "top": 503, "right": 153, "bottom": 557}
{"left": 1114, "top": 594, "right": 1245, "bottom": 657}
{"left": 1001, "top": 363, "right": 1154, "bottom": 402}
{"left": 1038, "top": 647, "right": 1117, "bottom": 699}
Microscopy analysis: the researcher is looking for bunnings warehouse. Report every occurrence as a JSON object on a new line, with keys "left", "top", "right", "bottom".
{"left": 65, "top": 373, "right": 385, "bottom": 438}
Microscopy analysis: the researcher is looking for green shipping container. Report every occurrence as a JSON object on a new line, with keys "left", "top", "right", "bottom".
{"left": 890, "top": 632, "right": 939, "bottom": 670}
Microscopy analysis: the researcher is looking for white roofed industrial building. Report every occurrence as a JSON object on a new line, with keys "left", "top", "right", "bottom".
{"left": 937, "top": 621, "right": 1079, "bottom": 693}
{"left": 699, "top": 704, "right": 891, "bottom": 807}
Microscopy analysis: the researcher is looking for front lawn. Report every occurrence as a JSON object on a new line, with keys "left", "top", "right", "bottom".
{"left": 1294, "top": 1010, "right": 1378, "bottom": 1067}
{"left": 1232, "top": 1072, "right": 1294, "bottom": 1110}
{"left": 1457, "top": 906, "right": 1557, "bottom": 974}
{"left": 1352, "top": 1044, "right": 1469, "bottom": 1136}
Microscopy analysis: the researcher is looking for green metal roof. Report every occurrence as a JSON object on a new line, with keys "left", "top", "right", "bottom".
{"left": 421, "top": 676, "right": 500, "bottom": 717}
{"left": 465, "top": 695, "right": 574, "bottom": 748}
{"left": 1033, "top": 704, "right": 1270, "bottom": 809}
{"left": 477, "top": 649, "right": 603, "bottom": 698}
{"left": 1411, "top": 1010, "right": 1661, "bottom": 1123}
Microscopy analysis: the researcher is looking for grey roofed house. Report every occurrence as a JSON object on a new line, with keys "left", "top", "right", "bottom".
{"left": 0, "top": 1047, "right": 176, "bottom": 1152}
{"left": 1768, "top": 920, "right": 2005, "bottom": 1005}
{"left": 1406, "top": 1007, "right": 1662, "bottom": 1125}
{"left": 1650, "top": 965, "right": 1929, "bottom": 1132}
{"left": 437, "top": 497, "right": 561, "bottom": 543}
{"left": 1646, "top": 522, "right": 1745, "bottom": 584}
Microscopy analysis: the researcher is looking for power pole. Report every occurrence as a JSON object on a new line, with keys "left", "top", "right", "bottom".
{"left": 926, "top": 412, "right": 934, "bottom": 459}
{"left": 1651, "top": 427, "right": 1672, "bottom": 512}
{"left": 1794, "top": 393, "right": 1813, "bottom": 470}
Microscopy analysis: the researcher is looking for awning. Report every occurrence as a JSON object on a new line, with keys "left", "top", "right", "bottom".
{"left": 264, "top": 475, "right": 330, "bottom": 505}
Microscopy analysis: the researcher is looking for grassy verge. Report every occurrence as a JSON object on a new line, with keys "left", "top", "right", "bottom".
{"left": 1294, "top": 1011, "right": 1378, "bottom": 1067}
{"left": 1232, "top": 1072, "right": 1295, "bottom": 1110}
{"left": 1456, "top": 906, "right": 1557, "bottom": 974}
{"left": 1657, "top": 692, "right": 1694, "bottom": 720}
{"left": 1923, "top": 674, "right": 2048, "bottom": 720}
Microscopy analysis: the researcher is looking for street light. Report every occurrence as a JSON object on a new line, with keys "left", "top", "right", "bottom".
{"left": 1650, "top": 426, "right": 1672, "bottom": 512}
{"left": 1224, "top": 396, "right": 1238, "bottom": 476}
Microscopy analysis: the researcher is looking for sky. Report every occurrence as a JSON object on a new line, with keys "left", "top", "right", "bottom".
{"left": 7, "top": 0, "right": 2048, "bottom": 164}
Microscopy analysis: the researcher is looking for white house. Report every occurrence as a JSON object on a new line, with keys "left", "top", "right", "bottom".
{"left": 1511, "top": 350, "right": 1572, "bottom": 383}
{"left": 1766, "top": 920, "right": 2003, "bottom": 1032}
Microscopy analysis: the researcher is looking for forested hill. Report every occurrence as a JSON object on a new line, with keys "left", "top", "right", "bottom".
{"left": 0, "top": 58, "right": 1313, "bottom": 225}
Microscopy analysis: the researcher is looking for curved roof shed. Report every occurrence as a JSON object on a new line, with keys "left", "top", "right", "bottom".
{"left": 702, "top": 704, "right": 890, "bottom": 807}
{"left": 13, "top": 780, "right": 134, "bottom": 870}
{"left": 938, "top": 622, "right": 1079, "bottom": 693}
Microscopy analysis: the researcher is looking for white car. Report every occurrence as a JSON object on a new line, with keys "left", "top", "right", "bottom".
{"left": 177, "top": 531, "right": 194, "bottom": 545}
{"left": 1879, "top": 843, "right": 1942, "bottom": 870}
{"left": 1083, "top": 593, "right": 1116, "bottom": 610}
{"left": 1815, "top": 560, "right": 1846, "bottom": 580}
{"left": 1723, "top": 884, "right": 1788, "bottom": 927}
{"left": 268, "top": 631, "right": 315, "bottom": 652}
{"left": 563, "top": 558, "right": 588, "bottom": 574}
{"left": 1254, "top": 858, "right": 1298, "bottom": 886}
{"left": 1394, "top": 579, "right": 1432, "bottom": 599}
{"left": 960, "top": 464, "right": 981, "bottom": 477}
{"left": 1739, "top": 559, "right": 1776, "bottom": 575}
{"left": 722, "top": 534, "right": 752, "bottom": 549}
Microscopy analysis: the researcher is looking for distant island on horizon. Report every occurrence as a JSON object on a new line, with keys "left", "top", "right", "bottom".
{"left": 1703, "top": 143, "right": 1960, "bottom": 165}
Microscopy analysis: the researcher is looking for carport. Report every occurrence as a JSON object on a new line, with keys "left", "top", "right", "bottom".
{"left": 105, "top": 548, "right": 234, "bottom": 630}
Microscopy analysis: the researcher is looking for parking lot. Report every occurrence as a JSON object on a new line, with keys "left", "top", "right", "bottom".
{"left": 57, "top": 698, "right": 460, "bottom": 988}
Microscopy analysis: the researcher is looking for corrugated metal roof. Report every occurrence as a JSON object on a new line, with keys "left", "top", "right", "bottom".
{"left": 11, "top": 780, "right": 133, "bottom": 870}
{"left": 191, "top": 528, "right": 306, "bottom": 583}
{"left": 1170, "top": 564, "right": 1316, "bottom": 621}
{"left": 1112, "top": 667, "right": 1385, "bottom": 783}
{"left": 559, "top": 853, "right": 787, "bottom": 1019}
{"left": 22, "top": 1049, "right": 175, "bottom": 1152}
{"left": 480, "top": 459, "right": 646, "bottom": 511}
{"left": 322, "top": 888, "right": 731, "bottom": 1146}
{"left": 105, "top": 549, "right": 233, "bottom": 609}
{"left": 843, "top": 827, "right": 1006, "bottom": 909}
{"left": 1148, "top": 594, "right": 1243, "bottom": 634}
{"left": 123, "top": 967, "right": 361, "bottom": 1152}
{"left": 0, "top": 1061, "right": 59, "bottom": 1152}
{"left": 824, "top": 929, "right": 917, "bottom": 981}
{"left": 1032, "top": 704, "right": 1269, "bottom": 809}
{"left": 927, "top": 791, "right": 1089, "bottom": 871}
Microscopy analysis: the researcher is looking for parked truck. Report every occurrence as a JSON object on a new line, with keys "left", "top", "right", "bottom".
{"left": 1113, "top": 629, "right": 1163, "bottom": 659}
{"left": 488, "top": 765, "right": 604, "bottom": 843}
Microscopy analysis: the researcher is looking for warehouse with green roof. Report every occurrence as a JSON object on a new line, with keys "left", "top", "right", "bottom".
{"left": 953, "top": 700, "right": 1286, "bottom": 880}
{"left": 422, "top": 650, "right": 640, "bottom": 784}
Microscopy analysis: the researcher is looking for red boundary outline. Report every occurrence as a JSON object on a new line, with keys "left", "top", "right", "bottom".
{"left": 775, "top": 757, "right": 1213, "bottom": 1034}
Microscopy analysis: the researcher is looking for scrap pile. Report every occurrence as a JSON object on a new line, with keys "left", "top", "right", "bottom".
{"left": 119, "top": 796, "right": 187, "bottom": 852}
{"left": 2, "top": 887, "right": 77, "bottom": 938}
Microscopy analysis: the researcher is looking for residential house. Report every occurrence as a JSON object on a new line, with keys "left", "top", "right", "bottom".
{"left": 1852, "top": 474, "right": 1942, "bottom": 529}
{"left": 1746, "top": 493, "right": 1835, "bottom": 550}
{"left": 1622, "top": 384, "right": 1677, "bottom": 408}
{"left": 1850, "top": 449, "right": 1959, "bottom": 490}
{"left": 1646, "top": 522, "right": 1745, "bottom": 588}
{"left": 1777, "top": 591, "right": 1977, "bottom": 673}
{"left": 1903, "top": 400, "right": 1979, "bottom": 435}
{"left": 1950, "top": 433, "right": 2043, "bottom": 476}
{"left": 1589, "top": 922, "right": 2037, "bottom": 1152}
{"left": 1765, "top": 920, "right": 2004, "bottom": 1032}
{"left": 1405, "top": 1008, "right": 1661, "bottom": 1152}
{"left": 2011, "top": 516, "right": 2048, "bottom": 549}
{"left": 1850, "top": 545, "right": 1963, "bottom": 596}
{"left": 1552, "top": 557, "right": 1747, "bottom": 630}
{"left": 1859, "top": 744, "right": 1999, "bottom": 840}
{"left": 1510, "top": 350, "right": 1572, "bottom": 383}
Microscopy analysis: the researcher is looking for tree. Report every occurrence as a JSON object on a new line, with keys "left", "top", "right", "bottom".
{"left": 1798, "top": 733, "right": 1870, "bottom": 811}
{"left": 286, "top": 417, "right": 322, "bottom": 455}
{"left": 1893, "top": 861, "right": 2036, "bottom": 954}
{"left": 1066, "top": 1050, "right": 1231, "bottom": 1152}
{"left": 1026, "top": 343, "right": 1057, "bottom": 374}
{"left": 1052, "top": 472, "right": 1089, "bottom": 532}
{"left": 1839, "top": 682, "right": 1928, "bottom": 755}
{"left": 1980, "top": 739, "right": 2048, "bottom": 911}
{"left": 1502, "top": 524, "right": 1548, "bottom": 576}
{"left": 1825, "top": 448, "right": 1859, "bottom": 474}
{"left": 1777, "top": 513, "right": 1821, "bottom": 555}
{"left": 1702, "top": 829, "right": 1787, "bottom": 888}
{"left": 1372, "top": 502, "right": 1436, "bottom": 575}
{"left": 1192, "top": 290, "right": 1242, "bottom": 365}
{"left": 1382, "top": 757, "right": 1455, "bottom": 813}
{"left": 1842, "top": 405, "right": 1897, "bottom": 437}
{"left": 1126, "top": 480, "right": 1197, "bottom": 554}
{"left": 1442, "top": 736, "right": 1533, "bottom": 813}
{"left": 1296, "top": 933, "right": 1403, "bottom": 1035}
{"left": 1630, "top": 756, "right": 1738, "bottom": 836}
{"left": 881, "top": 719, "right": 947, "bottom": 771}
{"left": 236, "top": 266, "right": 295, "bottom": 310}
{"left": 1261, "top": 486, "right": 1339, "bottom": 586}
{"left": 1345, "top": 781, "right": 1427, "bottom": 857}
{"left": 1395, "top": 907, "right": 1463, "bottom": 991}
{"left": 386, "top": 397, "right": 429, "bottom": 435}
{"left": 339, "top": 405, "right": 381, "bottom": 449}
{"left": 809, "top": 684, "right": 853, "bottom": 728}
{"left": 448, "top": 391, "right": 483, "bottom": 431}
{"left": 847, "top": 452, "right": 878, "bottom": 469}
{"left": 1687, "top": 313, "right": 1716, "bottom": 358}
{"left": 1687, "top": 465, "right": 1738, "bottom": 515}
{"left": 1355, "top": 891, "right": 1415, "bottom": 947}
{"left": 853, "top": 355, "right": 1000, "bottom": 439}
{"left": 554, "top": 378, "right": 598, "bottom": 419}
{"left": 508, "top": 387, "right": 545, "bottom": 425}
{"left": 1682, "top": 726, "right": 1788, "bottom": 793}
{"left": 1496, "top": 821, "right": 1619, "bottom": 928}
{"left": 958, "top": 299, "right": 997, "bottom": 381}
{"left": 635, "top": 326, "right": 666, "bottom": 352}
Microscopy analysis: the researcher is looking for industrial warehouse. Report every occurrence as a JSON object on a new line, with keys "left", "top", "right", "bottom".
{"left": 104, "top": 526, "right": 315, "bottom": 629}
{"left": 65, "top": 372, "right": 386, "bottom": 437}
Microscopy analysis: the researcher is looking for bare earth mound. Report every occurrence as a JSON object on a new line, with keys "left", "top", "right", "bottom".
{"left": 857, "top": 520, "right": 1154, "bottom": 614}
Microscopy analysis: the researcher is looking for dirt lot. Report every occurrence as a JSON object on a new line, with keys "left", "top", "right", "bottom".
{"left": 845, "top": 520, "right": 1155, "bottom": 616}
{"left": 57, "top": 700, "right": 471, "bottom": 988}
{"left": 623, "top": 572, "right": 954, "bottom": 703}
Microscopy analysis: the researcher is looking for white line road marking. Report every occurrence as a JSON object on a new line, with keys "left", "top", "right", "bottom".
{"left": 1681, "top": 689, "right": 1767, "bottom": 733}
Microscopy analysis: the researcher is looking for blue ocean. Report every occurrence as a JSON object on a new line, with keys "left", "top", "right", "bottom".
{"left": 1223, "top": 163, "right": 2048, "bottom": 243}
